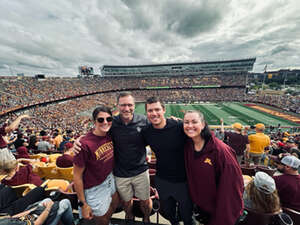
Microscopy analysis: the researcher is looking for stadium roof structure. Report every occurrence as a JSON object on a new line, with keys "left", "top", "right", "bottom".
{"left": 100, "top": 58, "right": 256, "bottom": 77}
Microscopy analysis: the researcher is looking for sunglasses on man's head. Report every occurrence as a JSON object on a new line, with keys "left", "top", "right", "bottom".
{"left": 97, "top": 117, "right": 113, "bottom": 123}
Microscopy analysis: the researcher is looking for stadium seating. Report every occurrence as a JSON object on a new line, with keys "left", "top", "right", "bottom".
{"left": 11, "top": 183, "right": 36, "bottom": 197}
{"left": 34, "top": 163, "right": 57, "bottom": 179}
{"left": 148, "top": 159, "right": 156, "bottom": 170}
{"left": 48, "top": 153, "right": 62, "bottom": 163}
{"left": 44, "top": 179, "right": 70, "bottom": 192}
{"left": 149, "top": 169, "right": 156, "bottom": 188}
{"left": 240, "top": 164, "right": 256, "bottom": 177}
{"left": 55, "top": 167, "right": 73, "bottom": 181}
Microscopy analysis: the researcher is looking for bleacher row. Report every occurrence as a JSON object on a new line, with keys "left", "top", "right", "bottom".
{"left": 3, "top": 149, "right": 300, "bottom": 225}
{"left": 1, "top": 75, "right": 299, "bottom": 118}
{"left": 0, "top": 151, "right": 161, "bottom": 224}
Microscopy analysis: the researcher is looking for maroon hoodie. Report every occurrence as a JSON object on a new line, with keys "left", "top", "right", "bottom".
{"left": 2, "top": 164, "right": 43, "bottom": 187}
{"left": 16, "top": 146, "right": 30, "bottom": 159}
{"left": 184, "top": 134, "right": 244, "bottom": 225}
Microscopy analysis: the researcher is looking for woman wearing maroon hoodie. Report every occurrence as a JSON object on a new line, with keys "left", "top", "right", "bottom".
{"left": 16, "top": 146, "right": 30, "bottom": 159}
{"left": 183, "top": 110, "right": 244, "bottom": 225}
{"left": 1, "top": 159, "right": 43, "bottom": 187}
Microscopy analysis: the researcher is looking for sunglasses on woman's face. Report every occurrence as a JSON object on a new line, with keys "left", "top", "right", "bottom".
{"left": 97, "top": 117, "right": 113, "bottom": 123}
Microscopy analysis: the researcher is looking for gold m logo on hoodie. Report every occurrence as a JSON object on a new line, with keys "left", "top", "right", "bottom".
{"left": 204, "top": 158, "right": 212, "bottom": 166}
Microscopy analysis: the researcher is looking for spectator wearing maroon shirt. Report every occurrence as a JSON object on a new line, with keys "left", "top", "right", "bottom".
{"left": 1, "top": 159, "right": 43, "bottom": 186}
{"left": 73, "top": 106, "right": 119, "bottom": 225}
{"left": 274, "top": 155, "right": 300, "bottom": 211}
{"left": 220, "top": 120, "right": 250, "bottom": 164}
{"left": 16, "top": 146, "right": 30, "bottom": 159}
{"left": 183, "top": 110, "right": 244, "bottom": 225}
{"left": 56, "top": 142, "right": 74, "bottom": 168}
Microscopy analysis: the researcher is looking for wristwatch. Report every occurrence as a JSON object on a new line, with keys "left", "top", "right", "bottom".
{"left": 78, "top": 200, "right": 85, "bottom": 207}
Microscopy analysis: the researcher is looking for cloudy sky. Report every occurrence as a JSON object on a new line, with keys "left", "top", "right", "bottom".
{"left": 0, "top": 0, "right": 299, "bottom": 76}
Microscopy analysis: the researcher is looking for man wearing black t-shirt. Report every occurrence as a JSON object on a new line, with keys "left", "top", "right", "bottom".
{"left": 142, "top": 97, "right": 194, "bottom": 225}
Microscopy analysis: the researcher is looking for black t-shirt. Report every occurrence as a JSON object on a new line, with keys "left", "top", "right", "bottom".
{"left": 112, "top": 114, "right": 148, "bottom": 177}
{"left": 142, "top": 119, "right": 187, "bottom": 182}
{"left": 28, "top": 135, "right": 37, "bottom": 150}
{"left": 0, "top": 184, "right": 18, "bottom": 213}
{"left": 14, "top": 138, "right": 25, "bottom": 150}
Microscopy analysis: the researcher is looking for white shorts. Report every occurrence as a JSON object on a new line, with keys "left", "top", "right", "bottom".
{"left": 0, "top": 147, "right": 16, "bottom": 168}
{"left": 81, "top": 173, "right": 116, "bottom": 217}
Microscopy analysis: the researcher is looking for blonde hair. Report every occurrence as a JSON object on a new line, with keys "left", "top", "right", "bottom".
{"left": 0, "top": 160, "right": 18, "bottom": 175}
{"left": 246, "top": 180, "right": 281, "bottom": 213}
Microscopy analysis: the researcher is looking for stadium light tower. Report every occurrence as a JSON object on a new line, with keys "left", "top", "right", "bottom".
{"left": 283, "top": 70, "right": 288, "bottom": 89}
{"left": 261, "top": 64, "right": 267, "bottom": 90}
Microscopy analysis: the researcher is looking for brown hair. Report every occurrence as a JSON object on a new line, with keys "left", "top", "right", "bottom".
{"left": 245, "top": 180, "right": 281, "bottom": 213}
{"left": 117, "top": 92, "right": 134, "bottom": 104}
{"left": 145, "top": 96, "right": 165, "bottom": 111}
{"left": 184, "top": 110, "right": 212, "bottom": 142}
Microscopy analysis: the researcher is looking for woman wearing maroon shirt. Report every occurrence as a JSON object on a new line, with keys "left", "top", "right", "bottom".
{"left": 183, "top": 110, "right": 244, "bottom": 225}
{"left": 1, "top": 159, "right": 43, "bottom": 186}
{"left": 73, "top": 105, "right": 119, "bottom": 225}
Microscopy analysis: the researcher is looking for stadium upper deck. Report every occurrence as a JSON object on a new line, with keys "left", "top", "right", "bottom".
{"left": 101, "top": 58, "right": 256, "bottom": 77}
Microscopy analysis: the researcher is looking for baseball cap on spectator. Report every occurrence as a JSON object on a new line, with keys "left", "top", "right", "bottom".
{"left": 286, "top": 139, "right": 294, "bottom": 144}
{"left": 232, "top": 123, "right": 243, "bottom": 130}
{"left": 254, "top": 171, "right": 276, "bottom": 194}
{"left": 282, "top": 137, "right": 288, "bottom": 142}
{"left": 255, "top": 123, "right": 265, "bottom": 129}
{"left": 281, "top": 155, "right": 300, "bottom": 169}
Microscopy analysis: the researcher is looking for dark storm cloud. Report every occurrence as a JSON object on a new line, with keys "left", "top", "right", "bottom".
{"left": 271, "top": 45, "right": 291, "bottom": 56}
{"left": 114, "top": 0, "right": 152, "bottom": 31}
{"left": 161, "top": 1, "right": 227, "bottom": 38}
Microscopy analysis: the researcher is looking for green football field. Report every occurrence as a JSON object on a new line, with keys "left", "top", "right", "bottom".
{"left": 135, "top": 102, "right": 299, "bottom": 127}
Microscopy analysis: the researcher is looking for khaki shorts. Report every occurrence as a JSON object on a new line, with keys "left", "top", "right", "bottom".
{"left": 115, "top": 170, "right": 150, "bottom": 202}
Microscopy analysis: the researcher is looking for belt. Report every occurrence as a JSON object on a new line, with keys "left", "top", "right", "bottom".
{"left": 0, "top": 146, "right": 7, "bottom": 150}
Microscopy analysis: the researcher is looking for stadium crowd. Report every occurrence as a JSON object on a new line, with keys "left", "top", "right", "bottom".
{"left": 0, "top": 89, "right": 300, "bottom": 224}
{"left": 1, "top": 75, "right": 299, "bottom": 116}
{"left": 1, "top": 73, "right": 300, "bottom": 224}
{"left": 247, "top": 94, "right": 300, "bottom": 114}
